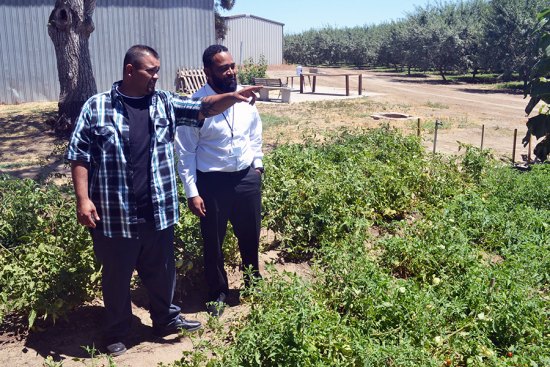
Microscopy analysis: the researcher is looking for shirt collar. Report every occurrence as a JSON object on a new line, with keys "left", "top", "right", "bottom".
{"left": 111, "top": 81, "right": 158, "bottom": 107}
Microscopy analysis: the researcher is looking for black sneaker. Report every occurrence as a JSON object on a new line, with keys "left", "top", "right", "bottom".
{"left": 206, "top": 292, "right": 227, "bottom": 317}
{"left": 153, "top": 315, "right": 202, "bottom": 337}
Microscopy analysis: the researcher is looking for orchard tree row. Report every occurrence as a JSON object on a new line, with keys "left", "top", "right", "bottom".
{"left": 284, "top": 0, "right": 547, "bottom": 83}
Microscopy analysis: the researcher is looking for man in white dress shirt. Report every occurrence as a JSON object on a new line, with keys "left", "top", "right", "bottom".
{"left": 175, "top": 45, "right": 263, "bottom": 317}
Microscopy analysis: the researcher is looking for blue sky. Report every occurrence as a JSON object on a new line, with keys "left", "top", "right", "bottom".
{"left": 224, "top": 0, "right": 436, "bottom": 34}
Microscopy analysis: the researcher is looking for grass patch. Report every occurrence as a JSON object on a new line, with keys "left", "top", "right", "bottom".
{"left": 260, "top": 113, "right": 292, "bottom": 129}
{"left": 411, "top": 119, "right": 452, "bottom": 133}
{"left": 494, "top": 81, "right": 524, "bottom": 92}
{"left": 447, "top": 73, "right": 501, "bottom": 83}
{"left": 0, "top": 102, "right": 57, "bottom": 117}
{"left": 424, "top": 101, "right": 449, "bottom": 109}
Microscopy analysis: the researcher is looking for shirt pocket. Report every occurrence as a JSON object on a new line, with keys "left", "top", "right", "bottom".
{"left": 154, "top": 118, "right": 173, "bottom": 144}
{"left": 92, "top": 125, "right": 117, "bottom": 151}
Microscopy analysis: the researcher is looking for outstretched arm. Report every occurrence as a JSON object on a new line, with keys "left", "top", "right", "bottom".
{"left": 198, "top": 86, "right": 262, "bottom": 119}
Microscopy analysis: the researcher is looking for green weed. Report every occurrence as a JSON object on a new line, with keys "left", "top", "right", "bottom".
{"left": 170, "top": 127, "right": 548, "bottom": 366}
{"left": 425, "top": 101, "right": 449, "bottom": 109}
{"left": 0, "top": 176, "right": 101, "bottom": 328}
{"left": 260, "top": 113, "right": 291, "bottom": 129}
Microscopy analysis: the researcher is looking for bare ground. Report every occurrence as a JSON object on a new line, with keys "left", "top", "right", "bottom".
{"left": 0, "top": 65, "right": 537, "bottom": 366}
{"left": 265, "top": 65, "right": 535, "bottom": 161}
{"left": 0, "top": 246, "right": 313, "bottom": 367}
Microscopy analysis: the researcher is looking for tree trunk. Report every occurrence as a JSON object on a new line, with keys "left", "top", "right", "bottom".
{"left": 215, "top": 0, "right": 236, "bottom": 41}
{"left": 439, "top": 68, "right": 447, "bottom": 81}
{"left": 47, "top": 0, "right": 97, "bottom": 137}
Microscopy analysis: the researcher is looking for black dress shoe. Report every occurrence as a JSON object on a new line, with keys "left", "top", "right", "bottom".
{"left": 153, "top": 315, "right": 202, "bottom": 337}
{"left": 206, "top": 292, "right": 227, "bottom": 317}
{"left": 105, "top": 341, "right": 127, "bottom": 356}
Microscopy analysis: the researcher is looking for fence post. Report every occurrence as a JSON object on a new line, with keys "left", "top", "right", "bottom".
{"left": 433, "top": 120, "right": 441, "bottom": 154}
{"left": 481, "top": 124, "right": 485, "bottom": 151}
{"left": 417, "top": 118, "right": 421, "bottom": 137}
{"left": 512, "top": 129, "right": 517, "bottom": 164}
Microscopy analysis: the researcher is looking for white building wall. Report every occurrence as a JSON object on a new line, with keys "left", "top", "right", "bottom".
{"left": 221, "top": 14, "right": 284, "bottom": 65}
{"left": 0, "top": 0, "right": 215, "bottom": 104}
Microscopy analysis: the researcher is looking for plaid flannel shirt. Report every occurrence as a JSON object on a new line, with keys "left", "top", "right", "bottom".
{"left": 66, "top": 81, "right": 204, "bottom": 238}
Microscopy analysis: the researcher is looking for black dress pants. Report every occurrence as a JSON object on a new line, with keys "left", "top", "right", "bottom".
{"left": 196, "top": 166, "right": 262, "bottom": 300}
{"left": 91, "top": 224, "right": 180, "bottom": 340}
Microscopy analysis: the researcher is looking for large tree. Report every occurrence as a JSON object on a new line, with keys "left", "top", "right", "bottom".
{"left": 215, "top": 0, "right": 235, "bottom": 40}
{"left": 47, "top": 0, "right": 97, "bottom": 136}
{"left": 484, "top": 0, "right": 547, "bottom": 84}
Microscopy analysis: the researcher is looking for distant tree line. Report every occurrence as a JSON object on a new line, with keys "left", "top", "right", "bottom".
{"left": 284, "top": 0, "right": 547, "bottom": 83}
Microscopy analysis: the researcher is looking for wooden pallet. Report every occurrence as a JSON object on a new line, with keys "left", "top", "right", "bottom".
{"left": 176, "top": 68, "right": 207, "bottom": 95}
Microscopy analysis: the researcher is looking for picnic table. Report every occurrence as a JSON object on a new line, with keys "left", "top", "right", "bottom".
{"left": 295, "top": 73, "right": 363, "bottom": 96}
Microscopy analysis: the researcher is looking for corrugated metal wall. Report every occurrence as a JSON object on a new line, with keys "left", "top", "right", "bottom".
{"left": 0, "top": 0, "right": 59, "bottom": 103}
{"left": 221, "top": 15, "right": 283, "bottom": 66}
{"left": 0, "top": 0, "right": 214, "bottom": 104}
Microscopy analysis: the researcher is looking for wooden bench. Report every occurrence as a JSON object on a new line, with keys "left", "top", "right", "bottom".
{"left": 252, "top": 78, "right": 292, "bottom": 103}
{"left": 252, "top": 78, "right": 287, "bottom": 87}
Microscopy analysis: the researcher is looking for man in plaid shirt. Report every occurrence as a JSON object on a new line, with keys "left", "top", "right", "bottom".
{"left": 66, "top": 45, "right": 260, "bottom": 356}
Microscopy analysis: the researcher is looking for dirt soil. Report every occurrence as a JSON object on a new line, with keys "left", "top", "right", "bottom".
{"left": 265, "top": 65, "right": 535, "bottom": 161}
{"left": 0, "top": 65, "right": 537, "bottom": 366}
{"left": 0, "top": 247, "right": 313, "bottom": 367}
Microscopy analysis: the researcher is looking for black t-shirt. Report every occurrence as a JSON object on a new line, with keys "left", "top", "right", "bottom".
{"left": 122, "top": 94, "right": 154, "bottom": 223}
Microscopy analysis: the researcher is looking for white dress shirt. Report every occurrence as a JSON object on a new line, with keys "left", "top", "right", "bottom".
{"left": 175, "top": 83, "right": 264, "bottom": 198}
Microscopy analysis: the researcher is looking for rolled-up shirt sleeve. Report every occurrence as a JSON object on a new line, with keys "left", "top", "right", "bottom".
{"left": 169, "top": 93, "right": 204, "bottom": 128}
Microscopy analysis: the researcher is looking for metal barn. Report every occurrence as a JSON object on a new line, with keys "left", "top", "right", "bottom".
{"left": 221, "top": 14, "right": 284, "bottom": 66}
{"left": 0, "top": 0, "right": 215, "bottom": 104}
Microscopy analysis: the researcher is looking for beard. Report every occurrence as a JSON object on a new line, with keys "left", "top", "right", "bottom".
{"left": 211, "top": 74, "right": 237, "bottom": 93}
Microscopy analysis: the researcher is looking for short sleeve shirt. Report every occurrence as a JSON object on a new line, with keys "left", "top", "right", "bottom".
{"left": 66, "top": 81, "right": 204, "bottom": 238}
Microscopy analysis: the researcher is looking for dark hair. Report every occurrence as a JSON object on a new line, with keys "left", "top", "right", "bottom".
{"left": 123, "top": 45, "right": 159, "bottom": 69}
{"left": 202, "top": 44, "right": 228, "bottom": 68}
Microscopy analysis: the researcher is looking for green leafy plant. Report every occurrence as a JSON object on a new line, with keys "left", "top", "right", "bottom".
{"left": 458, "top": 142, "right": 494, "bottom": 182}
{"left": 262, "top": 127, "right": 465, "bottom": 260}
{"left": 237, "top": 55, "right": 267, "bottom": 85}
{"left": 0, "top": 175, "right": 101, "bottom": 328}
{"left": 173, "top": 127, "right": 549, "bottom": 367}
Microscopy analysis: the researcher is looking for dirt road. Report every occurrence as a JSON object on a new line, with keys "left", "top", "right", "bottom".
{"left": 268, "top": 65, "right": 534, "bottom": 160}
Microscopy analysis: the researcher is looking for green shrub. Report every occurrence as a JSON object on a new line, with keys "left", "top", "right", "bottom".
{"left": 237, "top": 55, "right": 267, "bottom": 85}
{"left": 166, "top": 127, "right": 549, "bottom": 366}
{"left": 262, "top": 127, "right": 466, "bottom": 260}
{"left": 482, "top": 163, "right": 550, "bottom": 211}
{"left": 459, "top": 143, "right": 495, "bottom": 183}
{"left": 0, "top": 175, "right": 100, "bottom": 327}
